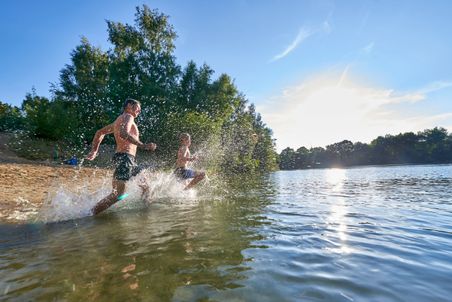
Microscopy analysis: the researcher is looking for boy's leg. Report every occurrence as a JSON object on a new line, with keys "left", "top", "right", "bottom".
{"left": 92, "top": 180, "right": 126, "bottom": 215}
{"left": 184, "top": 171, "right": 206, "bottom": 190}
{"left": 137, "top": 173, "right": 152, "bottom": 200}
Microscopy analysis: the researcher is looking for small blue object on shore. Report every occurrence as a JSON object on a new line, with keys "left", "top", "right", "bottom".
{"left": 64, "top": 156, "right": 78, "bottom": 165}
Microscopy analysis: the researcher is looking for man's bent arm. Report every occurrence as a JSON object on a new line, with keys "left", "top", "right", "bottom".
{"left": 119, "top": 115, "right": 144, "bottom": 147}
{"left": 90, "top": 123, "right": 114, "bottom": 153}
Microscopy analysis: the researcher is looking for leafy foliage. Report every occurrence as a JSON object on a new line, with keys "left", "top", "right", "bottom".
{"left": 0, "top": 101, "right": 24, "bottom": 131}
{"left": 279, "top": 127, "right": 452, "bottom": 170}
{"left": 2, "top": 5, "right": 277, "bottom": 173}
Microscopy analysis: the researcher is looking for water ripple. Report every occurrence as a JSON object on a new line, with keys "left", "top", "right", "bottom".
{"left": 1, "top": 165, "right": 452, "bottom": 301}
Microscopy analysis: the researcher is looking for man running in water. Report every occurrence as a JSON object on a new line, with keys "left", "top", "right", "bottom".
{"left": 86, "top": 98, "right": 157, "bottom": 215}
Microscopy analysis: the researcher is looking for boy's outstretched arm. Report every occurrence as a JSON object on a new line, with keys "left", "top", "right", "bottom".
{"left": 86, "top": 123, "right": 114, "bottom": 160}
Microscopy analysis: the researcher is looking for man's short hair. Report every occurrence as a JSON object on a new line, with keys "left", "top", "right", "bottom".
{"left": 123, "top": 98, "right": 141, "bottom": 111}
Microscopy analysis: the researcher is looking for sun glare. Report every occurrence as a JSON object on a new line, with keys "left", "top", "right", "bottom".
{"left": 259, "top": 70, "right": 450, "bottom": 151}
{"left": 326, "top": 168, "right": 346, "bottom": 189}
{"left": 325, "top": 168, "right": 353, "bottom": 254}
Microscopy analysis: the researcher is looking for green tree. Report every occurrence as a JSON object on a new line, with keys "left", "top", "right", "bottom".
{"left": 53, "top": 37, "right": 111, "bottom": 144}
{"left": 21, "top": 92, "right": 52, "bottom": 138}
{"left": 279, "top": 147, "right": 296, "bottom": 170}
{"left": 0, "top": 101, "right": 24, "bottom": 131}
{"left": 14, "top": 5, "right": 279, "bottom": 174}
{"left": 279, "top": 127, "right": 452, "bottom": 170}
{"left": 326, "top": 140, "right": 354, "bottom": 166}
{"left": 107, "top": 5, "right": 180, "bottom": 116}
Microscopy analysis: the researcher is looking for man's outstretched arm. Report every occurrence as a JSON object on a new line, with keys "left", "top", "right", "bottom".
{"left": 86, "top": 123, "right": 114, "bottom": 160}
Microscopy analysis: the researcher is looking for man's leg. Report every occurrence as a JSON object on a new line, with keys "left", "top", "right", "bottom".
{"left": 92, "top": 180, "right": 126, "bottom": 215}
{"left": 184, "top": 171, "right": 206, "bottom": 190}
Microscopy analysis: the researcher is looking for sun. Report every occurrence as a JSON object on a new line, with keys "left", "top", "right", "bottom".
{"left": 259, "top": 70, "right": 427, "bottom": 150}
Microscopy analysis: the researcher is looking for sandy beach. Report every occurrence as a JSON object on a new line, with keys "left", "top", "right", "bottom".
{"left": 0, "top": 133, "right": 112, "bottom": 223}
{"left": 0, "top": 162, "right": 111, "bottom": 223}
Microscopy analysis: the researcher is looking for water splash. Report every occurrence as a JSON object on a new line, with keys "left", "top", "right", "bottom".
{"left": 36, "top": 176, "right": 111, "bottom": 223}
{"left": 7, "top": 197, "right": 40, "bottom": 222}
{"left": 35, "top": 170, "right": 208, "bottom": 223}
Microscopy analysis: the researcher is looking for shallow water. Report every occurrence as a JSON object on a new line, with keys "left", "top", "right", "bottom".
{"left": 1, "top": 165, "right": 452, "bottom": 301}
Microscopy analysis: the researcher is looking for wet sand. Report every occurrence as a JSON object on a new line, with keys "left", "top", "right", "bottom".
{"left": 0, "top": 163, "right": 111, "bottom": 223}
{"left": 0, "top": 133, "right": 112, "bottom": 223}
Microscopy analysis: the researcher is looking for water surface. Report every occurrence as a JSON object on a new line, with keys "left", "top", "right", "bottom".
{"left": 1, "top": 165, "right": 452, "bottom": 301}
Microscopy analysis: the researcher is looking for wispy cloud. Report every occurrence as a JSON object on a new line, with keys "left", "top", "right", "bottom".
{"left": 270, "top": 27, "right": 313, "bottom": 62}
{"left": 417, "top": 80, "right": 452, "bottom": 94}
{"left": 323, "top": 7, "right": 334, "bottom": 34}
{"left": 270, "top": 16, "right": 333, "bottom": 63}
{"left": 323, "top": 20, "right": 332, "bottom": 34}
{"left": 258, "top": 71, "right": 452, "bottom": 151}
{"left": 362, "top": 41, "right": 375, "bottom": 54}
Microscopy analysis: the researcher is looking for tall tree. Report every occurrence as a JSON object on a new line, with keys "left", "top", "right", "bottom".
{"left": 0, "top": 101, "right": 24, "bottom": 132}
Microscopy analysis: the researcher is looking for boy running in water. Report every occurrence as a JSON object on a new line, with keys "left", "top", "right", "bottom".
{"left": 174, "top": 133, "right": 205, "bottom": 190}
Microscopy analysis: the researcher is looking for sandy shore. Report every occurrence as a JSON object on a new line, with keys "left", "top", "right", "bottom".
{"left": 0, "top": 133, "right": 113, "bottom": 223}
{"left": 0, "top": 163, "right": 111, "bottom": 223}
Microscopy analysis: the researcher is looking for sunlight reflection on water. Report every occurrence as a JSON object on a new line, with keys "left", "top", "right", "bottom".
{"left": 325, "top": 169, "right": 352, "bottom": 254}
{"left": 1, "top": 165, "right": 452, "bottom": 301}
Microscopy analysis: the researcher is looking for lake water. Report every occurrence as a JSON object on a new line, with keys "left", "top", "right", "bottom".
{"left": 1, "top": 165, "right": 452, "bottom": 301}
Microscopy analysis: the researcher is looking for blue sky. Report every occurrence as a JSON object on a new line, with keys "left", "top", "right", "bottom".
{"left": 1, "top": 0, "right": 452, "bottom": 150}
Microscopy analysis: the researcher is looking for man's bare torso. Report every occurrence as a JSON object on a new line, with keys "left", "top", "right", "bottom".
{"left": 114, "top": 113, "right": 139, "bottom": 156}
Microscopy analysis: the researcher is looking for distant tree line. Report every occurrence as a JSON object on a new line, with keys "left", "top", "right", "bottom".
{"left": 279, "top": 127, "right": 452, "bottom": 170}
{"left": 0, "top": 6, "right": 278, "bottom": 173}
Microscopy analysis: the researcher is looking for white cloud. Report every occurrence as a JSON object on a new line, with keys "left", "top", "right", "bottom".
{"left": 258, "top": 71, "right": 452, "bottom": 151}
{"left": 271, "top": 27, "right": 313, "bottom": 62}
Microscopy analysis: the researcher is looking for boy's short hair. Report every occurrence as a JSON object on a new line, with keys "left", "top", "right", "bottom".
{"left": 123, "top": 98, "right": 141, "bottom": 111}
{"left": 179, "top": 133, "right": 190, "bottom": 141}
